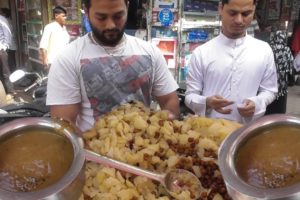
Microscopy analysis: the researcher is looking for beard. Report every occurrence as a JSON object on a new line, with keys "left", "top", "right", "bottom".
{"left": 90, "top": 23, "right": 125, "bottom": 46}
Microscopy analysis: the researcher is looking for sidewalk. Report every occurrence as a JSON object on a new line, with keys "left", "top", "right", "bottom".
{"left": 287, "top": 85, "right": 300, "bottom": 117}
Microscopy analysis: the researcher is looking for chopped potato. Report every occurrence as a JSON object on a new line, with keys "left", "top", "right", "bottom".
{"left": 82, "top": 101, "right": 241, "bottom": 200}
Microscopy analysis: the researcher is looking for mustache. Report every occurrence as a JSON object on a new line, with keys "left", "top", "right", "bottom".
{"left": 102, "top": 29, "right": 120, "bottom": 34}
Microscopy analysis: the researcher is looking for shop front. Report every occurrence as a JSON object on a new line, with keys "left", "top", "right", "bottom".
{"left": 3, "top": 0, "right": 82, "bottom": 73}
{"left": 2, "top": 0, "right": 300, "bottom": 79}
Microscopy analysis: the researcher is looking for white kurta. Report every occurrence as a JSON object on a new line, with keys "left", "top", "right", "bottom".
{"left": 39, "top": 21, "right": 70, "bottom": 64}
{"left": 185, "top": 33, "right": 278, "bottom": 123}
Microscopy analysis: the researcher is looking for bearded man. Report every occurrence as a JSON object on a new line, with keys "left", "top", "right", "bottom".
{"left": 46, "top": 0, "right": 180, "bottom": 133}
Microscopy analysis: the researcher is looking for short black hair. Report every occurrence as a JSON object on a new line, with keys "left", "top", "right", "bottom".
{"left": 53, "top": 6, "right": 67, "bottom": 16}
{"left": 82, "top": 0, "right": 128, "bottom": 10}
{"left": 0, "top": 8, "right": 10, "bottom": 18}
{"left": 221, "top": 0, "right": 256, "bottom": 5}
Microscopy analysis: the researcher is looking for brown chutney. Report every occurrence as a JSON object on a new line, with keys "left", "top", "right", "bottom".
{"left": 0, "top": 129, "right": 74, "bottom": 192}
{"left": 235, "top": 125, "right": 300, "bottom": 189}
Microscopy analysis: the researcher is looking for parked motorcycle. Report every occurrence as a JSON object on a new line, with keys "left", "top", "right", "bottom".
{"left": 0, "top": 69, "right": 49, "bottom": 124}
{"left": 10, "top": 69, "right": 48, "bottom": 103}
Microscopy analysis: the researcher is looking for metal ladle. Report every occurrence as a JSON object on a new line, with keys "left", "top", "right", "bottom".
{"left": 84, "top": 150, "right": 202, "bottom": 199}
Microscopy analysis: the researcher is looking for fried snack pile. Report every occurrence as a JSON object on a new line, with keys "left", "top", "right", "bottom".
{"left": 81, "top": 101, "right": 242, "bottom": 200}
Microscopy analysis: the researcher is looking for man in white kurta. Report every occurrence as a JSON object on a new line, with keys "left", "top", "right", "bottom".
{"left": 185, "top": 0, "right": 278, "bottom": 124}
{"left": 39, "top": 6, "right": 70, "bottom": 69}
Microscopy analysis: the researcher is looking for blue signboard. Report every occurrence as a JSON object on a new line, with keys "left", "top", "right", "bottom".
{"left": 158, "top": 8, "right": 174, "bottom": 27}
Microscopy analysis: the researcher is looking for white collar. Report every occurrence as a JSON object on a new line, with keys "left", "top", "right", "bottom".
{"left": 53, "top": 21, "right": 66, "bottom": 29}
{"left": 219, "top": 32, "right": 248, "bottom": 48}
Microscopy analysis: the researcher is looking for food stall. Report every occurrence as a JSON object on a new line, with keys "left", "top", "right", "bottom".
{"left": 0, "top": 101, "right": 242, "bottom": 200}
{"left": 81, "top": 102, "right": 241, "bottom": 200}
{"left": 1, "top": 0, "right": 300, "bottom": 199}
{"left": 2, "top": 101, "right": 300, "bottom": 200}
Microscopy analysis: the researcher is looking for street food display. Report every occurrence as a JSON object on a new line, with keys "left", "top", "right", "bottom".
{"left": 236, "top": 125, "right": 300, "bottom": 189}
{"left": 0, "top": 129, "right": 74, "bottom": 192}
{"left": 81, "top": 101, "right": 242, "bottom": 200}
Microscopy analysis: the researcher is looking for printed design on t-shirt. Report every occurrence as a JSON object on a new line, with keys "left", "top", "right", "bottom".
{"left": 81, "top": 55, "right": 153, "bottom": 120}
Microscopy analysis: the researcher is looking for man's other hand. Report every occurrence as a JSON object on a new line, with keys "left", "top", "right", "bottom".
{"left": 237, "top": 99, "right": 255, "bottom": 117}
{"left": 206, "top": 95, "right": 234, "bottom": 114}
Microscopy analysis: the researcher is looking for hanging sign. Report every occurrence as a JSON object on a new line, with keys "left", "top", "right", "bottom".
{"left": 158, "top": 8, "right": 174, "bottom": 27}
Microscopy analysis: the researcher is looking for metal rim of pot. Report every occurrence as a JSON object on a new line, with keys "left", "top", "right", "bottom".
{"left": 218, "top": 114, "right": 300, "bottom": 200}
{"left": 0, "top": 117, "right": 85, "bottom": 200}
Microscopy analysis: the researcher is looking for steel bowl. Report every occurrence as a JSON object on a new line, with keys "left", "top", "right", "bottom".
{"left": 218, "top": 114, "right": 300, "bottom": 200}
{"left": 0, "top": 117, "right": 85, "bottom": 200}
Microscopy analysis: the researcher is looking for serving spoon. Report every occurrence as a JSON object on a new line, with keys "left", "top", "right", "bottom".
{"left": 84, "top": 150, "right": 202, "bottom": 199}
{"left": 54, "top": 118, "right": 202, "bottom": 198}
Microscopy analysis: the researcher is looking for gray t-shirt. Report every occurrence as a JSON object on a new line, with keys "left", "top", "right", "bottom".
{"left": 47, "top": 34, "right": 178, "bottom": 131}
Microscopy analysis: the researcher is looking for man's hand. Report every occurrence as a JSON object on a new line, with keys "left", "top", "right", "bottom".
{"left": 39, "top": 49, "right": 49, "bottom": 69}
{"left": 0, "top": 44, "right": 8, "bottom": 51}
{"left": 42, "top": 58, "right": 49, "bottom": 69}
{"left": 237, "top": 99, "right": 255, "bottom": 117}
{"left": 44, "top": 64, "right": 50, "bottom": 70}
{"left": 156, "top": 91, "right": 180, "bottom": 119}
{"left": 206, "top": 95, "right": 234, "bottom": 114}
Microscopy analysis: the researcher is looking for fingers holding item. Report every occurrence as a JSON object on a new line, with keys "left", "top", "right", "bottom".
{"left": 238, "top": 109, "right": 254, "bottom": 117}
{"left": 207, "top": 96, "right": 256, "bottom": 117}
{"left": 43, "top": 63, "right": 51, "bottom": 70}
{"left": 219, "top": 101, "right": 234, "bottom": 108}
{"left": 237, "top": 99, "right": 255, "bottom": 117}
{"left": 207, "top": 95, "right": 234, "bottom": 114}
{"left": 168, "top": 112, "right": 177, "bottom": 120}
{"left": 207, "top": 95, "right": 234, "bottom": 109}
{"left": 216, "top": 107, "right": 232, "bottom": 114}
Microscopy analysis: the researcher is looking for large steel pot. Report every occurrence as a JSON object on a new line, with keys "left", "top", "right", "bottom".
{"left": 218, "top": 114, "right": 300, "bottom": 200}
{"left": 0, "top": 117, "right": 85, "bottom": 200}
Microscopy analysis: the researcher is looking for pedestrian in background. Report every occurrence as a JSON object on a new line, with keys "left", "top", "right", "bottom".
{"left": 81, "top": 4, "right": 92, "bottom": 35}
{"left": 185, "top": 0, "right": 278, "bottom": 124}
{"left": 265, "top": 30, "right": 294, "bottom": 114}
{"left": 39, "top": 6, "right": 70, "bottom": 70}
{"left": 291, "top": 21, "right": 300, "bottom": 56}
{"left": 0, "top": 8, "right": 17, "bottom": 72}
{"left": 0, "top": 10, "right": 14, "bottom": 94}
{"left": 288, "top": 20, "right": 300, "bottom": 85}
